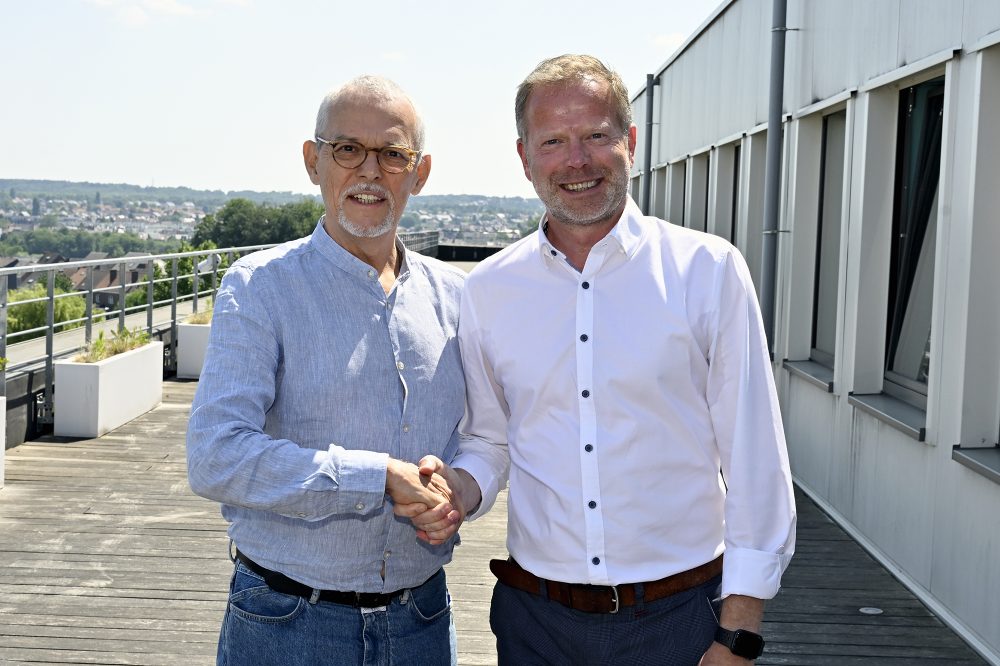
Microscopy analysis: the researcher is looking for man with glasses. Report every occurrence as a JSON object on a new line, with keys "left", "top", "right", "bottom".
{"left": 187, "top": 76, "right": 478, "bottom": 665}
{"left": 414, "top": 55, "right": 796, "bottom": 664}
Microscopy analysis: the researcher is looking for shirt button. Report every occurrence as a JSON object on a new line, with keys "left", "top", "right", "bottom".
{"left": 355, "top": 502, "right": 365, "bottom": 510}
{"left": 384, "top": 551, "right": 391, "bottom": 559}
{"left": 581, "top": 389, "right": 590, "bottom": 398}
{"left": 580, "top": 334, "right": 589, "bottom": 342}
{"left": 297, "top": 512, "right": 306, "bottom": 517}
{"left": 584, "top": 444, "right": 593, "bottom": 452}
{"left": 550, "top": 250, "right": 557, "bottom": 256}
{"left": 396, "top": 360, "right": 405, "bottom": 370}
{"left": 592, "top": 557, "right": 601, "bottom": 565}
{"left": 581, "top": 281, "right": 590, "bottom": 289}
{"left": 588, "top": 500, "right": 597, "bottom": 509}
{"left": 402, "top": 424, "right": 410, "bottom": 433}
{"left": 368, "top": 269, "right": 376, "bottom": 279}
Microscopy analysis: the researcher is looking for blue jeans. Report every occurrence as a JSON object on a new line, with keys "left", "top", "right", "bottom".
{"left": 218, "top": 560, "right": 457, "bottom": 666}
{"left": 490, "top": 574, "right": 722, "bottom": 666}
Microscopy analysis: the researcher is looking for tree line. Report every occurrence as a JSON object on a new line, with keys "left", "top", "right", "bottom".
{"left": 191, "top": 198, "right": 325, "bottom": 248}
{"left": 0, "top": 228, "right": 179, "bottom": 259}
{"left": 3, "top": 199, "right": 325, "bottom": 345}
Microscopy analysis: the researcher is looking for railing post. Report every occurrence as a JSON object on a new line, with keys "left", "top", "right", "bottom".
{"left": 40, "top": 270, "right": 55, "bottom": 425}
{"left": 193, "top": 254, "right": 200, "bottom": 313}
{"left": 0, "top": 278, "right": 7, "bottom": 399}
{"left": 146, "top": 261, "right": 154, "bottom": 335}
{"left": 170, "top": 258, "right": 179, "bottom": 370}
{"left": 118, "top": 261, "right": 127, "bottom": 332}
{"left": 211, "top": 253, "right": 219, "bottom": 297}
{"left": 85, "top": 268, "right": 94, "bottom": 344}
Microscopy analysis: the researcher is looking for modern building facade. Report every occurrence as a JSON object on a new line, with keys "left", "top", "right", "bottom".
{"left": 629, "top": 1, "right": 1000, "bottom": 662}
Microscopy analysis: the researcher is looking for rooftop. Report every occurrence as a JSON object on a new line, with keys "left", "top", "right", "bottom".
{"left": 0, "top": 380, "right": 987, "bottom": 665}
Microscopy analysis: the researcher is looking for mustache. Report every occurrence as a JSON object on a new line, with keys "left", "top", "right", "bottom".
{"left": 341, "top": 183, "right": 392, "bottom": 201}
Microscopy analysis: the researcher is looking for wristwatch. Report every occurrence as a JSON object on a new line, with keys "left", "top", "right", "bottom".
{"left": 714, "top": 626, "right": 765, "bottom": 659}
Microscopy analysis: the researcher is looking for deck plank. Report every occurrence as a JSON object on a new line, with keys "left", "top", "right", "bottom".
{"left": 0, "top": 380, "right": 987, "bottom": 665}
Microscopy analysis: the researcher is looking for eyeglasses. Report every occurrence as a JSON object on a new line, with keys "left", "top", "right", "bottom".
{"left": 314, "top": 137, "right": 419, "bottom": 174}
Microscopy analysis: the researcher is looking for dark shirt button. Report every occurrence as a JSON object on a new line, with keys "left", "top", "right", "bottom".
{"left": 588, "top": 501, "right": 597, "bottom": 509}
{"left": 592, "top": 557, "right": 600, "bottom": 565}
{"left": 580, "top": 334, "right": 589, "bottom": 342}
{"left": 581, "top": 281, "right": 590, "bottom": 289}
{"left": 581, "top": 389, "right": 590, "bottom": 398}
{"left": 550, "top": 250, "right": 557, "bottom": 256}
{"left": 584, "top": 444, "right": 593, "bottom": 452}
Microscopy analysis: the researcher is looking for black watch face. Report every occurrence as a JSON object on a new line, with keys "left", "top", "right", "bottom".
{"left": 732, "top": 630, "right": 765, "bottom": 658}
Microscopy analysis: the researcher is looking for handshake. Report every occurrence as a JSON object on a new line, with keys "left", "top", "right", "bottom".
{"left": 385, "top": 456, "right": 482, "bottom": 545}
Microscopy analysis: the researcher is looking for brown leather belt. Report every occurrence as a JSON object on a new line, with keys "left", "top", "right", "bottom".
{"left": 489, "top": 555, "right": 722, "bottom": 614}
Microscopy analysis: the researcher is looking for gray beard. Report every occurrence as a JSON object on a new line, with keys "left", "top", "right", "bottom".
{"left": 540, "top": 172, "right": 628, "bottom": 228}
{"left": 337, "top": 202, "right": 396, "bottom": 238}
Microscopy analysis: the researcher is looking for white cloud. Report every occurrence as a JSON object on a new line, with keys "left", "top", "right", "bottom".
{"left": 143, "top": 0, "right": 200, "bottom": 16}
{"left": 86, "top": 0, "right": 204, "bottom": 24}
{"left": 119, "top": 5, "right": 149, "bottom": 25}
{"left": 381, "top": 51, "right": 406, "bottom": 62}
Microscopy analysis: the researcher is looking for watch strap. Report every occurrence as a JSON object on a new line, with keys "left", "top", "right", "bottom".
{"left": 714, "top": 626, "right": 765, "bottom": 659}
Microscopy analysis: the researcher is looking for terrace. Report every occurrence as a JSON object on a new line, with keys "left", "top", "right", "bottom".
{"left": 0, "top": 245, "right": 989, "bottom": 664}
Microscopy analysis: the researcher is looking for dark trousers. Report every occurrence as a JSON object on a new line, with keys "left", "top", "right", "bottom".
{"left": 490, "top": 574, "right": 721, "bottom": 666}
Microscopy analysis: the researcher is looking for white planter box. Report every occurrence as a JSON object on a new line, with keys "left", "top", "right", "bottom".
{"left": 0, "top": 397, "right": 6, "bottom": 489}
{"left": 55, "top": 341, "right": 164, "bottom": 439}
{"left": 176, "top": 323, "right": 211, "bottom": 379}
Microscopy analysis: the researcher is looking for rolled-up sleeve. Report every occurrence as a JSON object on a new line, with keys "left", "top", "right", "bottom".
{"left": 705, "top": 250, "right": 796, "bottom": 600}
{"left": 185, "top": 263, "right": 388, "bottom": 520}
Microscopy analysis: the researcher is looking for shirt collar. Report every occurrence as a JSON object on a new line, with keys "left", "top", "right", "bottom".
{"left": 536, "top": 196, "right": 646, "bottom": 266}
{"left": 311, "top": 216, "right": 409, "bottom": 282}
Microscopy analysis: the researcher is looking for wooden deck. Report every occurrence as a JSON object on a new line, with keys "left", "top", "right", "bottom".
{"left": 0, "top": 380, "right": 987, "bottom": 665}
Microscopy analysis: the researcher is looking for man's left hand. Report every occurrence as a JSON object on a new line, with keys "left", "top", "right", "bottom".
{"left": 394, "top": 456, "right": 482, "bottom": 545}
{"left": 698, "top": 641, "right": 752, "bottom": 665}
{"left": 699, "top": 594, "right": 763, "bottom": 665}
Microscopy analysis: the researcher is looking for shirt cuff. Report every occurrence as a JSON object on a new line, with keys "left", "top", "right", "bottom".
{"left": 720, "top": 547, "right": 791, "bottom": 600}
{"left": 450, "top": 453, "right": 500, "bottom": 521}
{"left": 330, "top": 448, "right": 389, "bottom": 515}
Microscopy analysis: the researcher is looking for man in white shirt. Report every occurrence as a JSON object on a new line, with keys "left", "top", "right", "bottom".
{"left": 408, "top": 54, "right": 796, "bottom": 665}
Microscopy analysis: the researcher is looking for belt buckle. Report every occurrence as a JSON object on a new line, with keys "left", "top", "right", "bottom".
{"left": 609, "top": 585, "right": 620, "bottom": 614}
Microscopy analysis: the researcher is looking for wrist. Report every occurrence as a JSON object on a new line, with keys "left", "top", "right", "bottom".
{"left": 714, "top": 626, "right": 764, "bottom": 660}
{"left": 453, "top": 468, "right": 482, "bottom": 515}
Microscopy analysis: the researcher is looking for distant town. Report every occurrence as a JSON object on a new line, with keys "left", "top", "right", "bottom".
{"left": 0, "top": 178, "right": 545, "bottom": 255}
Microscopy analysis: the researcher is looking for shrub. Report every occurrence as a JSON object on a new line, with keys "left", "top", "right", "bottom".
{"left": 75, "top": 328, "right": 151, "bottom": 363}
{"left": 185, "top": 298, "right": 213, "bottom": 325}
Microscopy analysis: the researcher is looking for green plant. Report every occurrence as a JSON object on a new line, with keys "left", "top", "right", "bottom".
{"left": 75, "top": 328, "right": 151, "bottom": 363}
{"left": 185, "top": 298, "right": 214, "bottom": 325}
{"left": 0, "top": 356, "right": 8, "bottom": 371}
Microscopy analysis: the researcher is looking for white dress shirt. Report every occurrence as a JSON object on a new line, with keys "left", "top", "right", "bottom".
{"left": 453, "top": 198, "right": 795, "bottom": 600}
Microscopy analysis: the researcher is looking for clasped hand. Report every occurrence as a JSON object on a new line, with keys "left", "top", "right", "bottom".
{"left": 385, "top": 456, "right": 479, "bottom": 545}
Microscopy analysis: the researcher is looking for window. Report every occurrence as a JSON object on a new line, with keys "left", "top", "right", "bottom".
{"left": 729, "top": 144, "right": 741, "bottom": 244}
{"left": 687, "top": 153, "right": 709, "bottom": 232}
{"left": 668, "top": 161, "right": 686, "bottom": 226}
{"left": 811, "top": 111, "right": 846, "bottom": 368}
{"left": 884, "top": 77, "right": 945, "bottom": 407}
{"left": 652, "top": 166, "right": 668, "bottom": 218}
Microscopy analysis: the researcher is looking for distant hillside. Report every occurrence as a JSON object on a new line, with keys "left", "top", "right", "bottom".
{"left": 0, "top": 179, "right": 314, "bottom": 209}
{"left": 0, "top": 179, "right": 543, "bottom": 213}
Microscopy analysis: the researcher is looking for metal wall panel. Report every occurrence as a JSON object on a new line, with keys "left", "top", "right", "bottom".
{"left": 637, "top": 0, "right": 1000, "bottom": 170}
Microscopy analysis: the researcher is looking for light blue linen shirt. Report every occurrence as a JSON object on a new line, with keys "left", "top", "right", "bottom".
{"left": 186, "top": 220, "right": 466, "bottom": 593}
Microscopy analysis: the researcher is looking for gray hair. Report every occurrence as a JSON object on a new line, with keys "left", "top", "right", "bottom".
{"left": 314, "top": 75, "right": 426, "bottom": 151}
{"left": 515, "top": 54, "right": 632, "bottom": 141}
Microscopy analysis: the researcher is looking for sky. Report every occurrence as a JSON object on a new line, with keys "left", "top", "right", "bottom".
{"left": 1, "top": 0, "right": 721, "bottom": 199}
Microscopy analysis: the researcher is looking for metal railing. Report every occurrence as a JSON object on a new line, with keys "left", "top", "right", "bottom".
{"left": 0, "top": 230, "right": 439, "bottom": 428}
